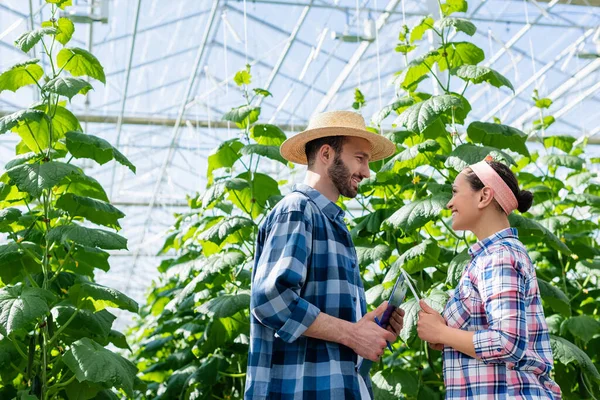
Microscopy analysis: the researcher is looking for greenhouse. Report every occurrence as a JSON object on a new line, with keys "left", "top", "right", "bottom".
{"left": 0, "top": 0, "right": 599, "bottom": 398}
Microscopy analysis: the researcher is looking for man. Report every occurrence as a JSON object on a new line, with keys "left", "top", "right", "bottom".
{"left": 245, "top": 111, "right": 405, "bottom": 399}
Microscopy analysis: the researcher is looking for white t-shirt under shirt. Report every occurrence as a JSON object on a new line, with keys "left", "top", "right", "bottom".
{"left": 355, "top": 286, "right": 371, "bottom": 399}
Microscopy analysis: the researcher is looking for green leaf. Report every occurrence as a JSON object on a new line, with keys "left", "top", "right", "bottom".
{"left": 509, "top": 214, "right": 571, "bottom": 255}
{"left": 7, "top": 161, "right": 81, "bottom": 198}
{"left": 437, "top": 42, "right": 485, "bottom": 71}
{"left": 64, "top": 380, "right": 103, "bottom": 400}
{"left": 240, "top": 144, "right": 288, "bottom": 165}
{"left": 253, "top": 88, "right": 272, "bottom": 97}
{"left": 227, "top": 172, "right": 280, "bottom": 219}
{"left": 184, "top": 356, "right": 227, "bottom": 392}
{"left": 0, "top": 208, "right": 22, "bottom": 232}
{"left": 174, "top": 251, "right": 246, "bottom": 303}
{"left": 0, "top": 59, "right": 44, "bottom": 93}
{"left": 65, "top": 245, "right": 110, "bottom": 277}
{"left": 197, "top": 216, "right": 254, "bottom": 246}
{"left": 435, "top": 17, "right": 476, "bottom": 36}
{"left": 46, "top": 0, "right": 73, "bottom": 10}
{"left": 466, "top": 122, "right": 529, "bottom": 156}
{"left": 540, "top": 154, "right": 584, "bottom": 170}
{"left": 454, "top": 65, "right": 514, "bottom": 92}
{"left": 352, "top": 88, "right": 366, "bottom": 110}
{"left": 222, "top": 105, "right": 260, "bottom": 129}
{"left": 207, "top": 139, "right": 244, "bottom": 182}
{"left": 356, "top": 244, "right": 392, "bottom": 266}
{"left": 234, "top": 70, "right": 251, "bottom": 86}
{"left": 385, "top": 240, "right": 440, "bottom": 280}
{"left": 56, "top": 193, "right": 124, "bottom": 229}
{"left": 543, "top": 135, "right": 576, "bottom": 153}
{"left": 53, "top": 305, "right": 115, "bottom": 339}
{"left": 445, "top": 144, "right": 516, "bottom": 172}
{"left": 0, "top": 109, "right": 45, "bottom": 135}
{"left": 535, "top": 98, "right": 552, "bottom": 109}
{"left": 395, "top": 95, "right": 462, "bottom": 134}
{"left": 550, "top": 335, "right": 600, "bottom": 382}
{"left": 58, "top": 173, "right": 109, "bottom": 202}
{"left": 14, "top": 104, "right": 80, "bottom": 150}
{"left": 447, "top": 250, "right": 470, "bottom": 287}
{"left": 441, "top": 0, "right": 468, "bottom": 16}
{"left": 0, "top": 242, "right": 42, "bottom": 284}
{"left": 0, "top": 285, "right": 54, "bottom": 335}
{"left": 105, "top": 330, "right": 131, "bottom": 351}
{"left": 65, "top": 131, "right": 135, "bottom": 173}
{"left": 15, "top": 27, "right": 57, "bottom": 53}
{"left": 57, "top": 47, "right": 106, "bottom": 84}
{"left": 47, "top": 225, "right": 127, "bottom": 250}
{"left": 372, "top": 97, "right": 415, "bottom": 126}
{"left": 63, "top": 337, "right": 138, "bottom": 397}
{"left": 250, "top": 124, "right": 286, "bottom": 146}
{"left": 384, "top": 194, "right": 450, "bottom": 233}
{"left": 400, "top": 51, "right": 439, "bottom": 90}
{"left": 563, "top": 315, "right": 600, "bottom": 344}
{"left": 372, "top": 369, "right": 419, "bottom": 398}
{"left": 537, "top": 278, "right": 571, "bottom": 317}
{"left": 68, "top": 281, "right": 138, "bottom": 313}
{"left": 398, "top": 289, "right": 447, "bottom": 341}
{"left": 196, "top": 292, "right": 250, "bottom": 319}
{"left": 532, "top": 115, "right": 555, "bottom": 131}
{"left": 55, "top": 17, "right": 75, "bottom": 45}
{"left": 43, "top": 77, "right": 93, "bottom": 101}
{"left": 199, "top": 314, "right": 248, "bottom": 354}
{"left": 394, "top": 44, "right": 417, "bottom": 54}
{"left": 410, "top": 16, "right": 434, "bottom": 43}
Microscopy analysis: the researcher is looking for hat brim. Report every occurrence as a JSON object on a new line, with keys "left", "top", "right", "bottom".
{"left": 280, "top": 126, "right": 396, "bottom": 165}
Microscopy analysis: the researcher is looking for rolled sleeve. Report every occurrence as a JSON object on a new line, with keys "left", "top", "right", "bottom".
{"left": 473, "top": 247, "right": 528, "bottom": 364}
{"left": 251, "top": 211, "right": 320, "bottom": 343}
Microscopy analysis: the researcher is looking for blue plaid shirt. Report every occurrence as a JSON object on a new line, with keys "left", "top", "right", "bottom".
{"left": 245, "top": 184, "right": 371, "bottom": 399}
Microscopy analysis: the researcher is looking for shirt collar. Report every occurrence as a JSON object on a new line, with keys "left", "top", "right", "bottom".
{"left": 468, "top": 227, "right": 518, "bottom": 258}
{"left": 293, "top": 183, "right": 345, "bottom": 221}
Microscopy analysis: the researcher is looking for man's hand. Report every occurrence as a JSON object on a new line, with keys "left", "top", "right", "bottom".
{"left": 386, "top": 307, "right": 405, "bottom": 337}
{"left": 417, "top": 299, "right": 447, "bottom": 345}
{"left": 347, "top": 302, "right": 397, "bottom": 362}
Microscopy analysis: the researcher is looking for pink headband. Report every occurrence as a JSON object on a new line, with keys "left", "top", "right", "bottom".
{"left": 469, "top": 160, "right": 518, "bottom": 214}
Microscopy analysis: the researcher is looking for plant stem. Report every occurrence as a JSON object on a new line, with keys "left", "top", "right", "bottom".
{"left": 48, "top": 308, "right": 79, "bottom": 346}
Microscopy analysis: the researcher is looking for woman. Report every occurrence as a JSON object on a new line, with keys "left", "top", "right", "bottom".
{"left": 417, "top": 158, "right": 561, "bottom": 399}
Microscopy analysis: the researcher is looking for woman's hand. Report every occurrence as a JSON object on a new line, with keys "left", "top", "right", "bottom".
{"left": 417, "top": 299, "right": 447, "bottom": 345}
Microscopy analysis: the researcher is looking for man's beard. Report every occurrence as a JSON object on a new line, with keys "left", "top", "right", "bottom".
{"left": 328, "top": 154, "right": 360, "bottom": 199}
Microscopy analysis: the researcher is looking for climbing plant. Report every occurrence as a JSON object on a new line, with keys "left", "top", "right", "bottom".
{"left": 129, "top": 0, "right": 600, "bottom": 398}
{"left": 0, "top": 1, "right": 140, "bottom": 399}
{"left": 128, "top": 65, "right": 287, "bottom": 399}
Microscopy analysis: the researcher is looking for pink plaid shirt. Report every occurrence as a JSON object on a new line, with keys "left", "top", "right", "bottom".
{"left": 442, "top": 228, "right": 561, "bottom": 399}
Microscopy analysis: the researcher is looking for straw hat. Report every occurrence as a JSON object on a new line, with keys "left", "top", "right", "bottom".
{"left": 280, "top": 110, "right": 396, "bottom": 165}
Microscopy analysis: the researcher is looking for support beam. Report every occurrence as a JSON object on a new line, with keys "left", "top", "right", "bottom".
{"left": 257, "top": 1, "right": 312, "bottom": 106}
{"left": 553, "top": 79, "right": 600, "bottom": 120}
{"left": 509, "top": 57, "right": 600, "bottom": 127}
{"left": 313, "top": 0, "right": 401, "bottom": 115}
{"left": 485, "top": 0, "right": 560, "bottom": 67}
{"left": 481, "top": 28, "right": 596, "bottom": 121}
{"left": 110, "top": 0, "right": 143, "bottom": 197}
{"left": 225, "top": 4, "right": 347, "bottom": 63}
{"left": 128, "top": 0, "right": 220, "bottom": 278}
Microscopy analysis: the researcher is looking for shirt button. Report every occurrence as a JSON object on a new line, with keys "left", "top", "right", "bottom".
{"left": 496, "top": 348, "right": 502, "bottom": 352}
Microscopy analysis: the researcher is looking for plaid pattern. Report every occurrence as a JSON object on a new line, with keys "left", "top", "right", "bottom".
{"left": 443, "top": 228, "right": 561, "bottom": 399}
{"left": 245, "top": 184, "right": 371, "bottom": 399}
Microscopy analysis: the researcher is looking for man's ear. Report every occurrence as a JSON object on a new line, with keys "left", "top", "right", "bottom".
{"left": 318, "top": 145, "right": 333, "bottom": 165}
{"left": 478, "top": 187, "right": 495, "bottom": 209}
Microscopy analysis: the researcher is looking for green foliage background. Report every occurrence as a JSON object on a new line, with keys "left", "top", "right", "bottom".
{"left": 126, "top": 1, "right": 600, "bottom": 399}
{"left": 0, "top": 1, "right": 141, "bottom": 399}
